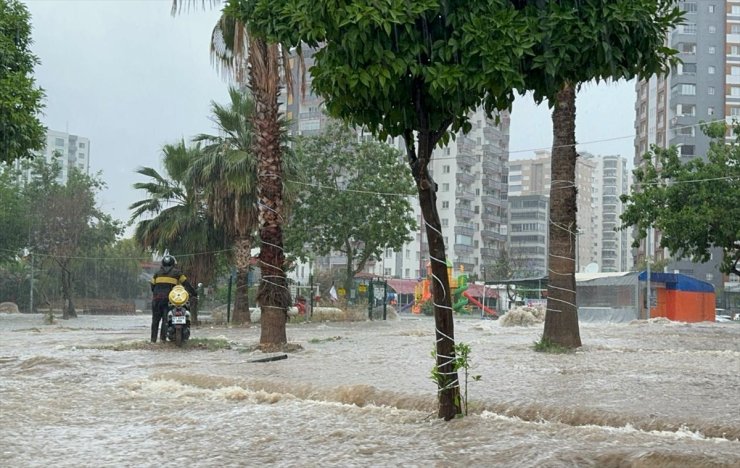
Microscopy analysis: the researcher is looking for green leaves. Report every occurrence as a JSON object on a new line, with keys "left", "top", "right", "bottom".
{"left": 621, "top": 124, "right": 740, "bottom": 276}
{"left": 284, "top": 121, "right": 417, "bottom": 277}
{"left": 0, "top": 0, "right": 46, "bottom": 164}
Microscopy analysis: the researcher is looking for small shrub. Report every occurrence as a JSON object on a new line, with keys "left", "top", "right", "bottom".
{"left": 533, "top": 336, "right": 572, "bottom": 354}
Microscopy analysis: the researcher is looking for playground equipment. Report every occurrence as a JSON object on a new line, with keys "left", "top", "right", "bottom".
{"left": 413, "top": 261, "right": 477, "bottom": 315}
{"left": 463, "top": 291, "right": 498, "bottom": 317}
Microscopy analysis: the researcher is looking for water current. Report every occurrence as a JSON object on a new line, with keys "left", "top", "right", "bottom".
{"left": 1, "top": 313, "right": 738, "bottom": 467}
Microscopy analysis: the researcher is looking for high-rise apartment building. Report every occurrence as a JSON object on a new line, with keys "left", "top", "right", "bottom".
{"left": 508, "top": 194, "right": 549, "bottom": 277}
{"left": 507, "top": 150, "right": 600, "bottom": 273}
{"left": 634, "top": 0, "right": 729, "bottom": 289}
{"left": 15, "top": 129, "right": 90, "bottom": 185}
{"left": 582, "top": 153, "right": 633, "bottom": 272}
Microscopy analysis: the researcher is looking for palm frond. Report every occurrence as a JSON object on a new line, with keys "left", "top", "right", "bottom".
{"left": 170, "top": 0, "right": 221, "bottom": 16}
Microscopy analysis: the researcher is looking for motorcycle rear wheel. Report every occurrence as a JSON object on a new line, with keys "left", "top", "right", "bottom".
{"left": 175, "top": 327, "right": 183, "bottom": 347}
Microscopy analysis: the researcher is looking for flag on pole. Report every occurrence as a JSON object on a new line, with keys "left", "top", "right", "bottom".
{"left": 329, "top": 284, "right": 338, "bottom": 302}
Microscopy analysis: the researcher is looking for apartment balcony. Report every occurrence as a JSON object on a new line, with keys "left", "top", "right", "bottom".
{"left": 455, "top": 206, "right": 475, "bottom": 219}
{"left": 455, "top": 256, "right": 476, "bottom": 266}
{"left": 481, "top": 230, "right": 507, "bottom": 242}
{"left": 456, "top": 152, "right": 477, "bottom": 166}
{"left": 454, "top": 244, "right": 475, "bottom": 256}
{"left": 481, "top": 160, "right": 500, "bottom": 173}
{"left": 454, "top": 223, "right": 475, "bottom": 238}
{"left": 456, "top": 189, "right": 475, "bottom": 202}
{"left": 481, "top": 195, "right": 498, "bottom": 206}
{"left": 479, "top": 247, "right": 498, "bottom": 258}
{"left": 481, "top": 213, "right": 504, "bottom": 225}
{"left": 456, "top": 171, "right": 475, "bottom": 185}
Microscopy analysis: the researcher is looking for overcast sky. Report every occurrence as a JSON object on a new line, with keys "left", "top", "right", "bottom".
{"left": 25, "top": 0, "right": 637, "bottom": 235}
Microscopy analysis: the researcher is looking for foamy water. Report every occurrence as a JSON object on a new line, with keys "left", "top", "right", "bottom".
{"left": 1, "top": 313, "right": 738, "bottom": 467}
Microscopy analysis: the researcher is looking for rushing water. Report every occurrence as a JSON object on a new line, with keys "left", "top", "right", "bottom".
{"left": 1, "top": 313, "right": 738, "bottom": 467}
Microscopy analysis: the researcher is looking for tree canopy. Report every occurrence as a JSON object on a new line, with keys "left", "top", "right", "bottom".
{"left": 285, "top": 122, "right": 417, "bottom": 291}
{"left": 228, "top": 0, "right": 531, "bottom": 143}
{"left": 512, "top": 0, "right": 682, "bottom": 104}
{"left": 621, "top": 122, "right": 740, "bottom": 277}
{"left": 0, "top": 0, "right": 46, "bottom": 164}
{"left": 23, "top": 156, "right": 122, "bottom": 318}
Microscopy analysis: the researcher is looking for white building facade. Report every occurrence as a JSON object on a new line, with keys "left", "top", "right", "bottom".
{"left": 15, "top": 129, "right": 90, "bottom": 185}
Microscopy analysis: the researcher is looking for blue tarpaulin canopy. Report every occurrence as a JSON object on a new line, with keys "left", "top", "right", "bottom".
{"left": 637, "top": 272, "right": 714, "bottom": 293}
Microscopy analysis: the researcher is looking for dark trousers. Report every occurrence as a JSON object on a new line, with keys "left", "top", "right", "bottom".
{"left": 151, "top": 298, "right": 169, "bottom": 342}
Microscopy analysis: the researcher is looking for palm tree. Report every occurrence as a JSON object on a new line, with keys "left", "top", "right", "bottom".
{"left": 172, "top": 1, "right": 298, "bottom": 347}
{"left": 190, "top": 86, "right": 299, "bottom": 326}
{"left": 189, "top": 87, "right": 259, "bottom": 324}
{"left": 129, "top": 141, "right": 225, "bottom": 324}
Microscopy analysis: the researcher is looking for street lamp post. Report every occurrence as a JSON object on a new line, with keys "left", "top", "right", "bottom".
{"left": 481, "top": 265, "right": 486, "bottom": 318}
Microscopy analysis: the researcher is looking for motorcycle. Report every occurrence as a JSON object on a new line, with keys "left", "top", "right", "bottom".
{"left": 166, "top": 285, "right": 192, "bottom": 347}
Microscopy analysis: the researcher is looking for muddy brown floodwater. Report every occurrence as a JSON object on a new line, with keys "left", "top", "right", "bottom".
{"left": 0, "top": 313, "right": 738, "bottom": 467}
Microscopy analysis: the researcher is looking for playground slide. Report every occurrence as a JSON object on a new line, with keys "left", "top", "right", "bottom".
{"left": 463, "top": 291, "right": 498, "bottom": 317}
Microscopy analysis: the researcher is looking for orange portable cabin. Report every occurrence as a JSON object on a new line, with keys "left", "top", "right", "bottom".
{"left": 638, "top": 272, "right": 715, "bottom": 322}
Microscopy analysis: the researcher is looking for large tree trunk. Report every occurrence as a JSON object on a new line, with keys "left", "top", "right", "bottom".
{"left": 232, "top": 235, "right": 252, "bottom": 324}
{"left": 543, "top": 84, "right": 582, "bottom": 348}
{"left": 251, "top": 37, "right": 289, "bottom": 347}
{"left": 407, "top": 129, "right": 461, "bottom": 421}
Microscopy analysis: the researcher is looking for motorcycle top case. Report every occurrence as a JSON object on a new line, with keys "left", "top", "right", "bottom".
{"left": 168, "top": 285, "right": 189, "bottom": 306}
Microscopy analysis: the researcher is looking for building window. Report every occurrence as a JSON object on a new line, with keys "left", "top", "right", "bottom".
{"left": 708, "top": 46, "right": 715, "bottom": 54}
{"left": 708, "top": 25, "right": 716, "bottom": 34}
{"left": 442, "top": 218, "right": 449, "bottom": 227}
{"left": 680, "top": 42, "right": 696, "bottom": 54}
{"left": 733, "top": 5, "right": 740, "bottom": 15}
{"left": 731, "top": 45, "right": 740, "bottom": 56}
{"left": 708, "top": 65, "right": 716, "bottom": 74}
{"left": 79, "top": 142, "right": 86, "bottom": 148}
{"left": 676, "top": 104, "right": 695, "bottom": 116}
{"left": 732, "top": 66, "right": 740, "bottom": 76}
{"left": 708, "top": 86, "right": 715, "bottom": 95}
{"left": 442, "top": 201, "right": 449, "bottom": 209}
{"left": 672, "top": 83, "right": 696, "bottom": 95}
{"left": 680, "top": 145, "right": 695, "bottom": 156}
{"left": 680, "top": 23, "right": 696, "bottom": 34}
{"left": 443, "top": 165, "right": 450, "bottom": 173}
{"left": 55, "top": 138, "right": 65, "bottom": 146}
{"left": 680, "top": 63, "right": 696, "bottom": 74}
{"left": 731, "top": 107, "right": 740, "bottom": 117}
{"left": 679, "top": 2, "right": 697, "bottom": 13}
{"left": 386, "top": 248, "right": 393, "bottom": 258}
{"left": 679, "top": 126, "right": 695, "bottom": 136}
{"left": 708, "top": 106, "right": 715, "bottom": 116}
{"left": 708, "top": 5, "right": 715, "bottom": 13}
{"left": 384, "top": 268, "right": 392, "bottom": 276}
{"left": 732, "top": 24, "right": 740, "bottom": 34}
{"left": 731, "top": 87, "right": 740, "bottom": 97}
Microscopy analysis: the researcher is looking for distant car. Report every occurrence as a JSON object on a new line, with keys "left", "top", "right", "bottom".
{"left": 715, "top": 315, "right": 734, "bottom": 323}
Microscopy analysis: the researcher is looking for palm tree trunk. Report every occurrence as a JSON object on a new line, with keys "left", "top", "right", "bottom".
{"left": 410, "top": 130, "right": 461, "bottom": 421}
{"left": 543, "top": 83, "right": 582, "bottom": 348}
{"left": 232, "top": 235, "right": 252, "bottom": 324}
{"left": 250, "top": 37, "right": 289, "bottom": 347}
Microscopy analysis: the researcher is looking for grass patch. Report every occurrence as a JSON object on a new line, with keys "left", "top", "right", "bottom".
{"left": 87, "top": 337, "right": 233, "bottom": 352}
{"left": 186, "top": 337, "right": 232, "bottom": 351}
{"left": 533, "top": 336, "right": 573, "bottom": 354}
{"left": 308, "top": 336, "right": 342, "bottom": 344}
{"left": 237, "top": 342, "right": 304, "bottom": 353}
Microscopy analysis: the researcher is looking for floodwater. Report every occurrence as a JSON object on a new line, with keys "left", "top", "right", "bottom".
{"left": 1, "top": 313, "right": 739, "bottom": 468}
